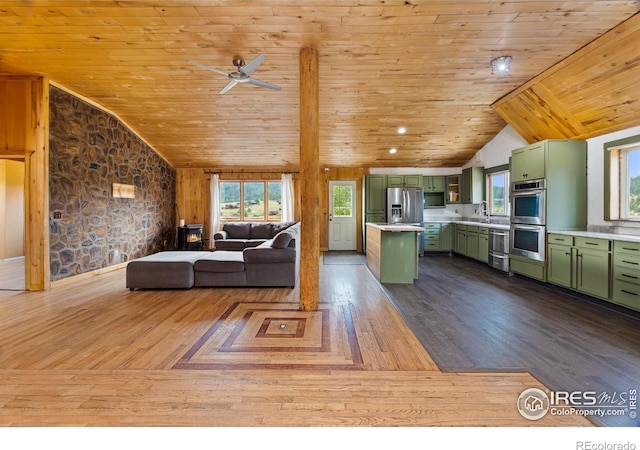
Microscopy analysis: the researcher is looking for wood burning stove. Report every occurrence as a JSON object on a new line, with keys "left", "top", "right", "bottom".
{"left": 177, "top": 224, "right": 203, "bottom": 250}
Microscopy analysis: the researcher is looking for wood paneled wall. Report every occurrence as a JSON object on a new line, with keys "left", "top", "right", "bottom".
{"left": 0, "top": 76, "right": 49, "bottom": 290}
{"left": 492, "top": 12, "right": 640, "bottom": 143}
{"left": 175, "top": 169, "right": 302, "bottom": 246}
{"left": 176, "top": 167, "right": 369, "bottom": 252}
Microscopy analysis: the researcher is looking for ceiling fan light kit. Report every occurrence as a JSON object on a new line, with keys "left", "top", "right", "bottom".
{"left": 189, "top": 54, "right": 281, "bottom": 94}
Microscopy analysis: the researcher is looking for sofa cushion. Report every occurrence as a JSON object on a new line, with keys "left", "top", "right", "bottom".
{"left": 194, "top": 251, "right": 245, "bottom": 273}
{"left": 223, "top": 222, "right": 251, "bottom": 239}
{"left": 250, "top": 223, "right": 273, "bottom": 239}
{"left": 214, "top": 239, "right": 247, "bottom": 251}
{"left": 271, "top": 230, "right": 293, "bottom": 249}
{"left": 272, "top": 222, "right": 296, "bottom": 235}
{"left": 243, "top": 246, "right": 296, "bottom": 264}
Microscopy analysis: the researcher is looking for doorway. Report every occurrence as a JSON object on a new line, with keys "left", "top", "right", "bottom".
{"left": 328, "top": 180, "right": 357, "bottom": 251}
{"left": 0, "top": 159, "right": 25, "bottom": 290}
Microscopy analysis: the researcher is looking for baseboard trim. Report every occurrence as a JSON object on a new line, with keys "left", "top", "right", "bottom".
{"left": 50, "top": 262, "right": 128, "bottom": 288}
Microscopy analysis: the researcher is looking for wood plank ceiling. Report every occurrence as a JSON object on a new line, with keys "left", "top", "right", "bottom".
{"left": 1, "top": 1, "right": 639, "bottom": 169}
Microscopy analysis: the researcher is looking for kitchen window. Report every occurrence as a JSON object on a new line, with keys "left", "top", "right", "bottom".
{"left": 219, "top": 180, "right": 282, "bottom": 221}
{"left": 605, "top": 136, "right": 640, "bottom": 221}
{"left": 486, "top": 168, "right": 510, "bottom": 216}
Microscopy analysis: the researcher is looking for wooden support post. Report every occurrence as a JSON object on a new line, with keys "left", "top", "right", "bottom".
{"left": 299, "top": 47, "right": 320, "bottom": 312}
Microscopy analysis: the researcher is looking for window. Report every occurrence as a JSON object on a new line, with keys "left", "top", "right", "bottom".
{"left": 332, "top": 185, "right": 353, "bottom": 217}
{"left": 219, "top": 180, "right": 282, "bottom": 221}
{"left": 605, "top": 138, "right": 640, "bottom": 220}
{"left": 486, "top": 169, "right": 510, "bottom": 215}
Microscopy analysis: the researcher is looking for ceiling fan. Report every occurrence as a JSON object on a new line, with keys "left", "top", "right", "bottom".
{"left": 188, "top": 54, "right": 281, "bottom": 94}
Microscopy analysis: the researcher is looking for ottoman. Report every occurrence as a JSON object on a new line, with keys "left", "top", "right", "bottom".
{"left": 126, "top": 251, "right": 208, "bottom": 290}
{"left": 194, "top": 251, "right": 247, "bottom": 287}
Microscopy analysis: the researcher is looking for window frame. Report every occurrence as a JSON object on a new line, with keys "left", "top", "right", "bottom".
{"left": 484, "top": 164, "right": 510, "bottom": 216}
{"left": 218, "top": 180, "right": 282, "bottom": 222}
{"left": 604, "top": 135, "right": 640, "bottom": 222}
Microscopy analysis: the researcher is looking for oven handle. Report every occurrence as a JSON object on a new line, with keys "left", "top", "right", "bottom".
{"left": 511, "top": 224, "right": 545, "bottom": 231}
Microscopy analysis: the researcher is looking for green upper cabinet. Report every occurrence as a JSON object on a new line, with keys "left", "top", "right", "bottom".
{"left": 446, "top": 174, "right": 462, "bottom": 203}
{"left": 510, "top": 139, "right": 587, "bottom": 230}
{"left": 461, "top": 166, "right": 483, "bottom": 204}
{"left": 423, "top": 176, "right": 445, "bottom": 192}
{"left": 364, "top": 175, "right": 387, "bottom": 214}
{"left": 388, "top": 174, "right": 422, "bottom": 187}
{"left": 511, "top": 142, "right": 545, "bottom": 181}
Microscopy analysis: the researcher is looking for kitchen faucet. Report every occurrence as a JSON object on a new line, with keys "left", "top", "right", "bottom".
{"left": 478, "top": 201, "right": 490, "bottom": 223}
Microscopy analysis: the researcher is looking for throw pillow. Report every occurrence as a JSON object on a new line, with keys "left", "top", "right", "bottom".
{"left": 271, "top": 230, "right": 293, "bottom": 249}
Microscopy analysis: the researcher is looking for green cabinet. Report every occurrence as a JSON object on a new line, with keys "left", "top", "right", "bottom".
{"left": 423, "top": 222, "right": 452, "bottom": 252}
{"left": 387, "top": 174, "right": 421, "bottom": 187}
{"left": 423, "top": 176, "right": 446, "bottom": 208}
{"left": 546, "top": 233, "right": 611, "bottom": 300}
{"left": 611, "top": 240, "right": 640, "bottom": 311}
{"left": 423, "top": 176, "right": 445, "bottom": 192}
{"left": 446, "top": 174, "right": 461, "bottom": 204}
{"left": 511, "top": 142, "right": 545, "bottom": 181}
{"left": 478, "top": 227, "right": 489, "bottom": 263}
{"left": 363, "top": 175, "right": 387, "bottom": 253}
{"left": 510, "top": 139, "right": 587, "bottom": 231}
{"left": 461, "top": 166, "right": 483, "bottom": 204}
{"left": 454, "top": 223, "right": 479, "bottom": 259}
{"left": 364, "top": 175, "right": 387, "bottom": 215}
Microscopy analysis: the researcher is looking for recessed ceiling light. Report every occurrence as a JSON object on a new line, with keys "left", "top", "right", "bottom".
{"left": 397, "top": 127, "right": 407, "bottom": 134}
{"left": 389, "top": 148, "right": 397, "bottom": 154}
{"left": 491, "top": 56, "right": 512, "bottom": 75}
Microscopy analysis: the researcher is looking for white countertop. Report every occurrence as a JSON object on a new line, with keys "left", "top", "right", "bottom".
{"left": 548, "top": 229, "right": 640, "bottom": 243}
{"left": 366, "top": 223, "right": 425, "bottom": 232}
{"left": 424, "top": 219, "right": 510, "bottom": 230}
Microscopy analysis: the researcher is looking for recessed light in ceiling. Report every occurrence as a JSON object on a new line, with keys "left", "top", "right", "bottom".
{"left": 397, "top": 127, "right": 407, "bottom": 134}
{"left": 491, "top": 56, "right": 512, "bottom": 74}
{"left": 389, "top": 148, "right": 397, "bottom": 154}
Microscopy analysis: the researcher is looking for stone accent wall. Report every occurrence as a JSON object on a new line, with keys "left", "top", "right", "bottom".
{"left": 49, "top": 86, "right": 176, "bottom": 281}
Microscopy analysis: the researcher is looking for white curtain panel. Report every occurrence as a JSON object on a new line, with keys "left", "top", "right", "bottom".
{"left": 209, "top": 173, "right": 220, "bottom": 248}
{"left": 281, "top": 173, "right": 294, "bottom": 222}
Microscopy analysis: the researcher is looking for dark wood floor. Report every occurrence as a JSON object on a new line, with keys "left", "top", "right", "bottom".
{"left": 382, "top": 253, "right": 640, "bottom": 427}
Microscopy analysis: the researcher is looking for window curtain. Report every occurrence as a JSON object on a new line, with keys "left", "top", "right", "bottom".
{"left": 209, "top": 174, "right": 220, "bottom": 248}
{"left": 281, "top": 173, "right": 294, "bottom": 222}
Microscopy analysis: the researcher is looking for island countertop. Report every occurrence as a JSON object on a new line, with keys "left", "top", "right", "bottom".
{"left": 365, "top": 223, "right": 425, "bottom": 232}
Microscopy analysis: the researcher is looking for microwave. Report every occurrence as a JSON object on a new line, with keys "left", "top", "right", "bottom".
{"left": 511, "top": 179, "right": 546, "bottom": 225}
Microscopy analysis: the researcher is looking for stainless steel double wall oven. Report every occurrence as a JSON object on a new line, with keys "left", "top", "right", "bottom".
{"left": 510, "top": 179, "right": 546, "bottom": 261}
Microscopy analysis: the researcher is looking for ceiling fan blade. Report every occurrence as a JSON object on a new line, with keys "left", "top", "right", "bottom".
{"left": 246, "top": 77, "right": 281, "bottom": 91}
{"left": 240, "top": 54, "right": 265, "bottom": 75}
{"left": 188, "top": 60, "right": 230, "bottom": 77}
{"left": 220, "top": 80, "right": 239, "bottom": 94}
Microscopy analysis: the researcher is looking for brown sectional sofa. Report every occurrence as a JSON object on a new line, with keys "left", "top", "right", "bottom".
{"left": 126, "top": 222, "right": 299, "bottom": 290}
{"left": 213, "top": 221, "right": 297, "bottom": 250}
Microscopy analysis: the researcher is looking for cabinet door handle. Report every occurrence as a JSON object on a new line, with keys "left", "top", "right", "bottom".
{"left": 622, "top": 247, "right": 640, "bottom": 251}
{"left": 622, "top": 260, "right": 639, "bottom": 265}
{"left": 622, "top": 273, "right": 639, "bottom": 279}
{"left": 584, "top": 242, "right": 599, "bottom": 246}
{"left": 565, "top": 252, "right": 571, "bottom": 256}
{"left": 621, "top": 289, "right": 638, "bottom": 296}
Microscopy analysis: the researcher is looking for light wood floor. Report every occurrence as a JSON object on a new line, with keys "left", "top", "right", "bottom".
{"left": 0, "top": 256, "right": 590, "bottom": 426}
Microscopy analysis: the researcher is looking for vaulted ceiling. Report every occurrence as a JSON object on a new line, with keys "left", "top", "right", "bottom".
{"left": 1, "top": 1, "right": 639, "bottom": 169}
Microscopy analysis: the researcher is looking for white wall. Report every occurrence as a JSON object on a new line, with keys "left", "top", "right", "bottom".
{"left": 586, "top": 125, "right": 640, "bottom": 231}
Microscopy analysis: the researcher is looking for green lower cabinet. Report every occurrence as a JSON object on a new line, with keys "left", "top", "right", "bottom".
{"left": 440, "top": 223, "right": 452, "bottom": 252}
{"left": 547, "top": 244, "right": 573, "bottom": 288}
{"left": 478, "top": 227, "right": 488, "bottom": 263}
{"left": 510, "top": 254, "right": 546, "bottom": 281}
{"left": 466, "top": 230, "right": 478, "bottom": 259}
{"left": 546, "top": 234, "right": 611, "bottom": 300}
{"left": 611, "top": 240, "right": 640, "bottom": 311}
{"left": 576, "top": 247, "right": 611, "bottom": 299}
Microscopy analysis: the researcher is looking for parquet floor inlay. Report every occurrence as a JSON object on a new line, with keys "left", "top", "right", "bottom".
{"left": 173, "top": 302, "right": 363, "bottom": 370}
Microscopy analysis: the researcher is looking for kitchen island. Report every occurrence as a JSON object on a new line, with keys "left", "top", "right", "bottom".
{"left": 365, "top": 223, "right": 424, "bottom": 284}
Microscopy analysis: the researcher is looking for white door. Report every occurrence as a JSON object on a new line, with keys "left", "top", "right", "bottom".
{"left": 328, "top": 180, "right": 357, "bottom": 251}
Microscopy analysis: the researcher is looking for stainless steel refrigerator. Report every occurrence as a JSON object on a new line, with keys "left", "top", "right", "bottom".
{"left": 386, "top": 187, "right": 425, "bottom": 255}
